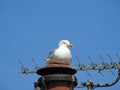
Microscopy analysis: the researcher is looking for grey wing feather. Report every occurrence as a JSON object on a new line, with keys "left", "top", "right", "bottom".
{"left": 47, "top": 50, "right": 56, "bottom": 59}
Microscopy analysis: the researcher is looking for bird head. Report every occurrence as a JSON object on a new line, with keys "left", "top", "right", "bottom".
{"left": 58, "top": 40, "right": 73, "bottom": 48}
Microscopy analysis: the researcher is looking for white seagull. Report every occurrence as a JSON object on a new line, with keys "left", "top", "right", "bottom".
{"left": 46, "top": 40, "right": 73, "bottom": 62}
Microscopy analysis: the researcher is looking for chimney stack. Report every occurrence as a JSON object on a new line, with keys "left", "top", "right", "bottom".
{"left": 34, "top": 59, "right": 78, "bottom": 90}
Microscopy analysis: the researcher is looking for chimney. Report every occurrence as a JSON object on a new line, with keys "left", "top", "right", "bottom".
{"left": 34, "top": 59, "right": 78, "bottom": 90}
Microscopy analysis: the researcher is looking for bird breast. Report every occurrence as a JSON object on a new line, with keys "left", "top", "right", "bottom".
{"left": 54, "top": 47, "right": 72, "bottom": 60}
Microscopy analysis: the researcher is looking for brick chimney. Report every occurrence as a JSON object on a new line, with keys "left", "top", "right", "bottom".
{"left": 34, "top": 59, "right": 78, "bottom": 90}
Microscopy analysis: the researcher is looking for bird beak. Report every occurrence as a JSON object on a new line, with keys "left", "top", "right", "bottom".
{"left": 67, "top": 44, "right": 73, "bottom": 48}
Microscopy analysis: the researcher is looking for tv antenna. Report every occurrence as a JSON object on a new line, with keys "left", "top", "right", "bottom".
{"left": 75, "top": 54, "right": 120, "bottom": 90}
{"left": 19, "top": 54, "right": 120, "bottom": 90}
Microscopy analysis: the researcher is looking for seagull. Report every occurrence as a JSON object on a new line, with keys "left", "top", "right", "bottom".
{"left": 45, "top": 40, "right": 73, "bottom": 62}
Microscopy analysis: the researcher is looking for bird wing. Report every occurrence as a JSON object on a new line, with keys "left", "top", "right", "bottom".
{"left": 47, "top": 49, "right": 56, "bottom": 60}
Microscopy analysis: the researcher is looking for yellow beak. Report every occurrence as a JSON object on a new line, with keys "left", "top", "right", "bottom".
{"left": 67, "top": 44, "right": 73, "bottom": 48}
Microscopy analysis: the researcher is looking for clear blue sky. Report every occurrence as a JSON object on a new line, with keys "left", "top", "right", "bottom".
{"left": 0, "top": 0, "right": 120, "bottom": 90}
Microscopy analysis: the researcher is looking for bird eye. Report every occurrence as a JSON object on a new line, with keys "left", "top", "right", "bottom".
{"left": 62, "top": 42, "right": 66, "bottom": 44}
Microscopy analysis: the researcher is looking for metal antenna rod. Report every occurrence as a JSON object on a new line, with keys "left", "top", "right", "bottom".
{"left": 99, "top": 54, "right": 105, "bottom": 63}
{"left": 98, "top": 54, "right": 105, "bottom": 77}
{"left": 75, "top": 56, "right": 82, "bottom": 69}
{"left": 107, "top": 54, "right": 114, "bottom": 62}
{"left": 18, "top": 60, "right": 28, "bottom": 74}
{"left": 75, "top": 56, "right": 81, "bottom": 64}
{"left": 88, "top": 56, "right": 98, "bottom": 69}
{"left": 88, "top": 56, "right": 94, "bottom": 64}
{"left": 116, "top": 53, "right": 120, "bottom": 61}
{"left": 109, "top": 69, "right": 115, "bottom": 76}
{"left": 32, "top": 59, "right": 38, "bottom": 67}
{"left": 18, "top": 59, "right": 24, "bottom": 67}
{"left": 75, "top": 56, "right": 85, "bottom": 68}
{"left": 86, "top": 70, "right": 92, "bottom": 78}
{"left": 98, "top": 70, "right": 104, "bottom": 77}
{"left": 32, "top": 58, "right": 40, "bottom": 71}
{"left": 99, "top": 54, "right": 115, "bottom": 76}
{"left": 107, "top": 54, "right": 115, "bottom": 76}
{"left": 75, "top": 56, "right": 92, "bottom": 77}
